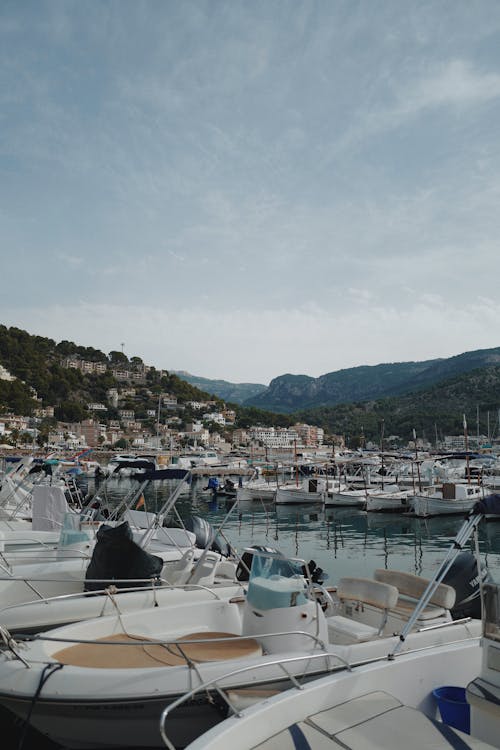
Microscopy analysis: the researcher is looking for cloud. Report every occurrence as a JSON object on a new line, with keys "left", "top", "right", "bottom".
{"left": 397, "top": 59, "right": 500, "bottom": 115}
{"left": 331, "top": 58, "right": 500, "bottom": 158}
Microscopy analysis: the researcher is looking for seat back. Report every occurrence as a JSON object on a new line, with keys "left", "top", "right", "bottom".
{"left": 373, "top": 569, "right": 456, "bottom": 610}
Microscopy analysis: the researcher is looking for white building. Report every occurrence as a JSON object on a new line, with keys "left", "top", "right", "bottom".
{"left": 203, "top": 412, "right": 226, "bottom": 426}
{"left": 248, "top": 426, "right": 300, "bottom": 449}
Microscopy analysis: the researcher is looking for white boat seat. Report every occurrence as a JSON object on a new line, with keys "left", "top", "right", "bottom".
{"left": 185, "top": 551, "right": 220, "bottom": 586}
{"left": 254, "top": 691, "right": 493, "bottom": 749}
{"left": 326, "top": 578, "right": 399, "bottom": 644}
{"left": 326, "top": 615, "right": 381, "bottom": 643}
{"left": 373, "top": 569, "right": 455, "bottom": 620}
{"left": 254, "top": 721, "right": 338, "bottom": 749}
{"left": 304, "top": 691, "right": 491, "bottom": 749}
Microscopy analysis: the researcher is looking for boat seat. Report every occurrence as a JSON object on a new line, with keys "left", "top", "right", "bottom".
{"left": 254, "top": 721, "right": 339, "bottom": 749}
{"left": 373, "top": 569, "right": 455, "bottom": 620}
{"left": 326, "top": 578, "right": 399, "bottom": 644}
{"left": 185, "top": 551, "right": 220, "bottom": 586}
{"left": 304, "top": 690, "right": 489, "bottom": 749}
{"left": 54, "top": 631, "right": 262, "bottom": 669}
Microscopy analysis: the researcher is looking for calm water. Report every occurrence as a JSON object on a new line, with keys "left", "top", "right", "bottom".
{"left": 6, "top": 475, "right": 500, "bottom": 749}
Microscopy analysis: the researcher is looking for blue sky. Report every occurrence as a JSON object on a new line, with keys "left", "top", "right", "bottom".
{"left": 2, "top": 1, "right": 500, "bottom": 384}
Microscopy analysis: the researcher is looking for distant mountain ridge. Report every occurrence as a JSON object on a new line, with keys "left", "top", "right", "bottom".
{"left": 172, "top": 371, "right": 267, "bottom": 404}
{"left": 176, "top": 347, "right": 500, "bottom": 413}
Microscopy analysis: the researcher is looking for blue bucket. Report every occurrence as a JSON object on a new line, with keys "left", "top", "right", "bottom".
{"left": 432, "top": 686, "right": 470, "bottom": 734}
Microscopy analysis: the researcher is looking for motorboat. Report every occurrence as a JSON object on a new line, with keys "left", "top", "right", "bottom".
{"left": 409, "top": 482, "right": 484, "bottom": 517}
{"left": 179, "top": 509, "right": 500, "bottom": 750}
{"left": 0, "top": 537, "right": 484, "bottom": 748}
{"left": 275, "top": 477, "right": 335, "bottom": 505}
{"left": 182, "top": 622, "right": 484, "bottom": 750}
{"left": 0, "top": 473, "right": 239, "bottom": 612}
{"left": 365, "top": 485, "right": 411, "bottom": 513}
{"left": 236, "top": 478, "right": 278, "bottom": 503}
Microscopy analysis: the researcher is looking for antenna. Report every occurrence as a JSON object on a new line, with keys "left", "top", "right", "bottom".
{"left": 120, "top": 342, "right": 125, "bottom": 354}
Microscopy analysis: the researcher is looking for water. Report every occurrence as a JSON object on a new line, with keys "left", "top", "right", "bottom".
{"left": 5, "top": 475, "right": 500, "bottom": 749}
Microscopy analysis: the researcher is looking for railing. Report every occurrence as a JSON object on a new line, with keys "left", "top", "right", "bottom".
{"left": 0, "top": 578, "right": 236, "bottom": 615}
{"left": 158, "top": 651, "right": 352, "bottom": 750}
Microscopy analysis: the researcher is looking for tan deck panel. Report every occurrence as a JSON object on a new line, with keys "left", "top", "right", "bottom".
{"left": 54, "top": 631, "right": 262, "bottom": 669}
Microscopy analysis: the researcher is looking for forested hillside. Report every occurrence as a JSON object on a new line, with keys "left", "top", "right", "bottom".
{"left": 244, "top": 347, "right": 500, "bottom": 413}
{"left": 297, "top": 366, "right": 500, "bottom": 445}
{"left": 0, "top": 325, "right": 215, "bottom": 421}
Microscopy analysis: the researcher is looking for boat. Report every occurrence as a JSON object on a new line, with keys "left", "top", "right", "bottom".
{"left": 181, "top": 622, "right": 484, "bottom": 750}
{"left": 172, "top": 508, "right": 500, "bottom": 750}
{"left": 365, "top": 485, "right": 411, "bottom": 513}
{"left": 275, "top": 477, "right": 334, "bottom": 504}
{"left": 0, "top": 536, "right": 484, "bottom": 748}
{"left": 0, "top": 474, "right": 237, "bottom": 611}
{"left": 236, "top": 478, "right": 278, "bottom": 503}
{"left": 409, "top": 482, "right": 484, "bottom": 517}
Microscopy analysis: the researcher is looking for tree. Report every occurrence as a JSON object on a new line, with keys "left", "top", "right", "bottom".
{"left": 108, "top": 351, "right": 129, "bottom": 365}
{"left": 54, "top": 401, "right": 87, "bottom": 422}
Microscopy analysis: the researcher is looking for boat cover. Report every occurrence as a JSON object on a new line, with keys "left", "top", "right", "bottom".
{"left": 84, "top": 521, "right": 163, "bottom": 591}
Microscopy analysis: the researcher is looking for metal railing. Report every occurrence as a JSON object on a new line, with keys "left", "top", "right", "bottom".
{"left": 158, "top": 650, "right": 352, "bottom": 750}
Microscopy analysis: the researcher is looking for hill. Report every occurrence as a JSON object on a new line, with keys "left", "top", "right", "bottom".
{"left": 297, "top": 365, "right": 500, "bottom": 445}
{"left": 243, "top": 346, "right": 500, "bottom": 413}
{"left": 173, "top": 371, "right": 266, "bottom": 404}
{"left": 0, "top": 325, "right": 218, "bottom": 422}
{"left": 1, "top": 325, "right": 500, "bottom": 447}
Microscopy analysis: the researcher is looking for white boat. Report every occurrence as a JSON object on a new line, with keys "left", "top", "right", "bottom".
{"left": 176, "top": 511, "right": 500, "bottom": 750}
{"left": 324, "top": 487, "right": 368, "bottom": 507}
{"left": 236, "top": 479, "right": 278, "bottom": 503}
{"left": 183, "top": 624, "right": 484, "bottom": 750}
{"left": 0, "top": 541, "right": 481, "bottom": 748}
{"left": 365, "top": 485, "right": 411, "bottom": 513}
{"left": 409, "top": 482, "right": 484, "bottom": 517}
{"left": 275, "top": 477, "right": 333, "bottom": 504}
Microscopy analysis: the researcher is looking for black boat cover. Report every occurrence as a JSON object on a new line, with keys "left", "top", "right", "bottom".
{"left": 84, "top": 521, "right": 163, "bottom": 592}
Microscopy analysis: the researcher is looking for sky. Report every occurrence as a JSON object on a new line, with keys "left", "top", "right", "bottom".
{"left": 1, "top": 1, "right": 500, "bottom": 385}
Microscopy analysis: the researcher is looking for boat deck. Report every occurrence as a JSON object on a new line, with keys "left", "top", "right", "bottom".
{"left": 254, "top": 690, "right": 494, "bottom": 749}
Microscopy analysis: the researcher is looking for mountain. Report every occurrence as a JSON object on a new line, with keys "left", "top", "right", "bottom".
{"left": 173, "top": 371, "right": 267, "bottom": 404}
{"left": 243, "top": 346, "right": 500, "bottom": 413}
{"left": 297, "top": 364, "right": 500, "bottom": 444}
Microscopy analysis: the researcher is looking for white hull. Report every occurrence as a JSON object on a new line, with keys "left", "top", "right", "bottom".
{"left": 0, "top": 552, "right": 477, "bottom": 749}
{"left": 365, "top": 492, "right": 410, "bottom": 513}
{"left": 274, "top": 486, "right": 326, "bottom": 504}
{"left": 236, "top": 484, "right": 277, "bottom": 502}
{"left": 409, "top": 483, "right": 484, "bottom": 517}
{"left": 324, "top": 489, "right": 367, "bottom": 507}
{"left": 187, "top": 637, "right": 482, "bottom": 750}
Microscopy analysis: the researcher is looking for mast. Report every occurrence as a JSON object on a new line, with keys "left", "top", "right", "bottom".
{"left": 156, "top": 393, "right": 161, "bottom": 453}
{"left": 380, "top": 419, "right": 385, "bottom": 490}
{"left": 413, "top": 428, "right": 422, "bottom": 491}
{"left": 463, "top": 414, "right": 470, "bottom": 484}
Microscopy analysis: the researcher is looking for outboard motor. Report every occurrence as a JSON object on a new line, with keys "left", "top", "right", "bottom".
{"left": 441, "top": 551, "right": 492, "bottom": 620}
{"left": 184, "top": 515, "right": 231, "bottom": 557}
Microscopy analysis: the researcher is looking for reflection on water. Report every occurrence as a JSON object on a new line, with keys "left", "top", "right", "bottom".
{"left": 99, "top": 476, "right": 500, "bottom": 584}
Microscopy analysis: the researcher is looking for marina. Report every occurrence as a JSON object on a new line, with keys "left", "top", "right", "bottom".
{"left": 3, "top": 466, "right": 500, "bottom": 749}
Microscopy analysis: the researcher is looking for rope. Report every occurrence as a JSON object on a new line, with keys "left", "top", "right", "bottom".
{"left": 17, "top": 662, "right": 64, "bottom": 750}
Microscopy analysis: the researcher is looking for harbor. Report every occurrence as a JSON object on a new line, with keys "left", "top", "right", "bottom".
{"left": 2, "top": 460, "right": 500, "bottom": 749}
